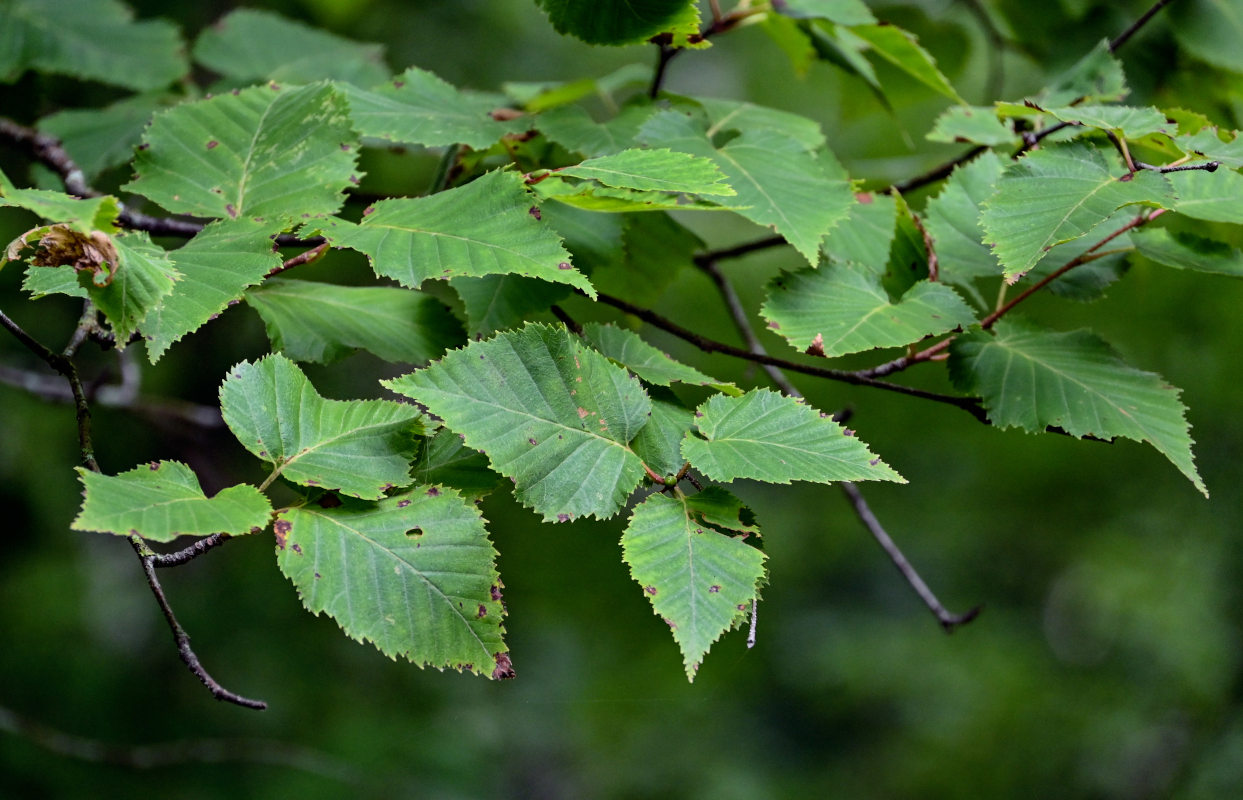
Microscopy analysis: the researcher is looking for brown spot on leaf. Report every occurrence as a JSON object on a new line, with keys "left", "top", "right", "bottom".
{"left": 577, "top": 407, "right": 589, "bottom": 419}
{"left": 397, "top": 499, "right": 411, "bottom": 508}
{"left": 869, "top": 458, "right": 880, "bottom": 466}
{"left": 225, "top": 203, "right": 238, "bottom": 218}
{"left": 273, "top": 519, "right": 291, "bottom": 550}
{"left": 291, "top": 543, "right": 302, "bottom": 555}
{"left": 426, "top": 487, "right": 440, "bottom": 497}
{"left": 805, "top": 333, "right": 825, "bottom": 357}
{"left": 557, "top": 513, "right": 570, "bottom": 522}
{"left": 363, "top": 205, "right": 375, "bottom": 216}
{"left": 645, "top": 586, "right": 658, "bottom": 596}
{"left": 206, "top": 140, "right": 218, "bottom": 149}
{"left": 393, "top": 80, "right": 405, "bottom": 88}
{"left": 528, "top": 438, "right": 537, "bottom": 445}
{"left": 528, "top": 206, "right": 541, "bottom": 220}
{"left": 340, "top": 143, "right": 351, "bottom": 151}
{"left": 149, "top": 462, "right": 160, "bottom": 470}
{"left": 477, "top": 605, "right": 487, "bottom": 618}
{"left": 491, "top": 585, "right": 503, "bottom": 601}
{"left": 558, "top": 262, "right": 572, "bottom": 270}
{"left": 709, "top": 585, "right": 721, "bottom": 593}
{"left": 492, "top": 652, "right": 515, "bottom": 680}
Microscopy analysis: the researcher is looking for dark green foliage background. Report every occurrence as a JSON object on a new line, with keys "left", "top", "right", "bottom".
{"left": 2, "top": 0, "right": 1241, "bottom": 797}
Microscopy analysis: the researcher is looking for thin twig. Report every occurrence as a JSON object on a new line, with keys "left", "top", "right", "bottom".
{"left": 265, "top": 241, "right": 329, "bottom": 279}
{"left": 150, "top": 533, "right": 234, "bottom": 568}
{"left": 129, "top": 536, "right": 268, "bottom": 709}
{"left": 0, "top": 365, "right": 224, "bottom": 428}
{"left": 1109, "top": 0, "right": 1177, "bottom": 52}
{"left": 0, "top": 705, "right": 357, "bottom": 782}
{"left": 584, "top": 288, "right": 990, "bottom": 421}
{"left": 839, "top": 481, "right": 982, "bottom": 632}
{"left": 700, "top": 261, "right": 980, "bottom": 634}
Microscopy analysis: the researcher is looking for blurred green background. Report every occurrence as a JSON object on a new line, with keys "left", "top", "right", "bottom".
{"left": 2, "top": 1, "right": 1242, "bottom": 797}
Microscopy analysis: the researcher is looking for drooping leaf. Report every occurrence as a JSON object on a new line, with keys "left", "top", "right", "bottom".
{"left": 73, "top": 461, "right": 271, "bottom": 543}
{"left": 849, "top": 23, "right": 965, "bottom": 104}
{"left": 1132, "top": 228, "right": 1243, "bottom": 276}
{"left": 142, "top": 218, "right": 284, "bottom": 362}
{"left": 413, "top": 429, "right": 503, "bottom": 502}
{"left": 0, "top": 0, "right": 186, "bottom": 90}
{"left": 534, "top": 0, "right": 701, "bottom": 46}
{"left": 948, "top": 320, "right": 1205, "bottom": 495}
{"left": 980, "top": 144, "right": 1174, "bottom": 280}
{"left": 639, "top": 110, "right": 853, "bottom": 264}
{"left": 882, "top": 194, "right": 930, "bottom": 299}
{"left": 760, "top": 13, "right": 817, "bottom": 77}
{"left": 773, "top": 0, "right": 876, "bottom": 25}
{"left": 531, "top": 176, "right": 729, "bottom": 212}
{"left": 681, "top": 389, "right": 904, "bottom": 484}
{"left": 556, "top": 149, "right": 734, "bottom": 196}
{"left": 246, "top": 278, "right": 463, "bottom": 364}
{"left": 630, "top": 388, "right": 696, "bottom": 479}
{"left": 275, "top": 487, "right": 511, "bottom": 678}
{"left": 1167, "top": 168, "right": 1243, "bottom": 224}
{"left": 923, "top": 150, "right": 1005, "bottom": 286}
{"left": 340, "top": 67, "right": 526, "bottom": 150}
{"left": 1170, "top": 0, "right": 1243, "bottom": 74}
{"left": 622, "top": 490, "right": 766, "bottom": 680}
{"left": 316, "top": 170, "right": 593, "bottom": 296}
{"left": 1040, "top": 105, "right": 1174, "bottom": 139}
{"left": 93, "top": 232, "right": 180, "bottom": 348}
{"left": 220, "top": 354, "right": 422, "bottom": 499}
{"left": 927, "top": 106, "right": 1015, "bottom": 146}
{"left": 193, "top": 8, "right": 389, "bottom": 86}
{"left": 38, "top": 94, "right": 173, "bottom": 180}
{"left": 581, "top": 323, "right": 739, "bottom": 395}
{"left": 385, "top": 323, "right": 652, "bottom": 522}
{"left": 451, "top": 275, "right": 570, "bottom": 337}
{"left": 762, "top": 264, "right": 977, "bottom": 357}
{"left": 125, "top": 82, "right": 358, "bottom": 220}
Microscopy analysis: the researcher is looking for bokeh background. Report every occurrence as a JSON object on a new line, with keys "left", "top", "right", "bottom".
{"left": 2, "top": 1, "right": 1241, "bottom": 797}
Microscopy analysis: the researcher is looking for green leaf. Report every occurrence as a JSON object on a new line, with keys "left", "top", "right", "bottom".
{"left": 1167, "top": 168, "right": 1243, "bottom": 224}
{"left": 1174, "top": 127, "right": 1243, "bottom": 169}
{"left": 142, "top": 218, "right": 284, "bottom": 362}
{"left": 1035, "top": 40, "right": 1127, "bottom": 106}
{"left": 980, "top": 145, "right": 1174, "bottom": 280}
{"left": 504, "top": 63, "right": 650, "bottom": 113}
{"left": 451, "top": 275, "right": 570, "bottom": 337}
{"left": 622, "top": 490, "right": 765, "bottom": 680}
{"left": 1041, "top": 105, "right": 1174, "bottom": 139}
{"left": 948, "top": 321, "right": 1205, "bottom": 495}
{"left": 556, "top": 149, "right": 734, "bottom": 196}
{"left": 849, "top": 23, "right": 965, "bottom": 104}
{"left": 587, "top": 211, "right": 703, "bottom": 305}
{"left": 193, "top": 9, "right": 389, "bottom": 86}
{"left": 125, "top": 82, "right": 358, "bottom": 220}
{"left": 275, "top": 487, "right": 511, "bottom": 678}
{"left": 39, "top": 94, "right": 173, "bottom": 179}
{"left": 384, "top": 323, "right": 652, "bottom": 522}
{"left": 761, "top": 13, "right": 817, "bottom": 77}
{"left": 825, "top": 192, "right": 896, "bottom": 272}
{"left": 631, "top": 388, "right": 695, "bottom": 478}
{"left": 534, "top": 0, "right": 700, "bottom": 46}
{"left": 414, "top": 429, "right": 503, "bottom": 502}
{"left": 93, "top": 232, "right": 180, "bottom": 348}
{"left": 927, "top": 105, "right": 1015, "bottom": 147}
{"left": 681, "top": 389, "right": 904, "bottom": 484}
{"left": 581, "top": 323, "right": 740, "bottom": 395}
{"left": 220, "top": 354, "right": 422, "bottom": 499}
{"left": 532, "top": 177, "right": 729, "bottom": 213}
{"left": 246, "top": 278, "right": 463, "bottom": 365}
{"left": 0, "top": 189, "right": 119, "bottom": 234}
{"left": 72, "top": 461, "right": 271, "bottom": 543}
{"left": 773, "top": 0, "right": 876, "bottom": 25}
{"left": 340, "top": 67, "right": 526, "bottom": 150}
{"left": 1132, "top": 228, "right": 1243, "bottom": 277}
{"left": 762, "top": 264, "right": 977, "bottom": 357}
{"left": 1171, "top": 0, "right": 1243, "bottom": 74}
{"left": 639, "top": 110, "right": 853, "bottom": 264}
{"left": 694, "top": 97, "right": 827, "bottom": 151}
{"left": 923, "top": 150, "right": 1005, "bottom": 286}
{"left": 535, "top": 104, "right": 654, "bottom": 157}
{"left": 316, "top": 170, "right": 593, "bottom": 296}
{"left": 0, "top": 0, "right": 186, "bottom": 90}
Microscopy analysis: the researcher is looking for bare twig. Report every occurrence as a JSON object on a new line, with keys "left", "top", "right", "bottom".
{"left": 839, "top": 481, "right": 982, "bottom": 632}
{"left": 1109, "top": 0, "right": 1177, "bottom": 53}
{"left": 698, "top": 260, "right": 801, "bottom": 396}
{"left": 129, "top": 536, "right": 267, "bottom": 709}
{"left": 0, "top": 705, "right": 357, "bottom": 782}
{"left": 0, "top": 306, "right": 263, "bottom": 709}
